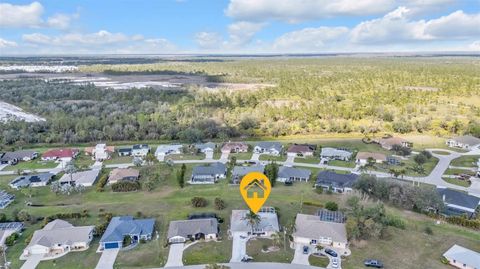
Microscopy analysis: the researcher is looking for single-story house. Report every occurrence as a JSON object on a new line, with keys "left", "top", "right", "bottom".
{"left": 287, "top": 144, "right": 315, "bottom": 157}
{"left": 99, "top": 216, "right": 155, "bottom": 251}
{"left": 118, "top": 147, "right": 132, "bottom": 156}
{"left": 446, "top": 135, "right": 480, "bottom": 151}
{"left": 132, "top": 144, "right": 150, "bottom": 157}
{"left": 59, "top": 169, "right": 101, "bottom": 187}
{"left": 277, "top": 166, "right": 311, "bottom": 183}
{"left": 85, "top": 144, "right": 115, "bottom": 161}
{"left": 0, "top": 190, "right": 14, "bottom": 209}
{"left": 0, "top": 150, "right": 38, "bottom": 165}
{"left": 231, "top": 165, "right": 265, "bottom": 184}
{"left": 254, "top": 142, "right": 282, "bottom": 156}
{"left": 167, "top": 218, "right": 218, "bottom": 244}
{"left": 195, "top": 142, "right": 216, "bottom": 153}
{"left": 230, "top": 207, "right": 279, "bottom": 237}
{"left": 437, "top": 188, "right": 480, "bottom": 219}
{"left": 221, "top": 142, "right": 249, "bottom": 154}
{"left": 320, "top": 147, "right": 353, "bottom": 162}
{"left": 377, "top": 137, "right": 412, "bottom": 150}
{"left": 190, "top": 162, "right": 226, "bottom": 184}
{"left": 41, "top": 148, "right": 79, "bottom": 161}
{"left": 108, "top": 168, "right": 140, "bottom": 185}
{"left": 356, "top": 152, "right": 387, "bottom": 165}
{"left": 443, "top": 244, "right": 480, "bottom": 269}
{"left": 9, "top": 173, "right": 54, "bottom": 189}
{"left": 22, "top": 219, "right": 94, "bottom": 258}
{"left": 155, "top": 144, "right": 183, "bottom": 160}
{"left": 0, "top": 222, "right": 24, "bottom": 247}
{"left": 293, "top": 213, "right": 348, "bottom": 250}
{"left": 315, "top": 171, "right": 359, "bottom": 194}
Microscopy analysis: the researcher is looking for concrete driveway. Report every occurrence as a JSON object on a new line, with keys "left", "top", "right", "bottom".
{"left": 285, "top": 155, "right": 295, "bottom": 167}
{"left": 205, "top": 151, "right": 214, "bottom": 160}
{"left": 230, "top": 233, "right": 249, "bottom": 262}
{"left": 20, "top": 254, "right": 42, "bottom": 269}
{"left": 95, "top": 249, "right": 119, "bottom": 269}
{"left": 291, "top": 244, "right": 310, "bottom": 265}
{"left": 165, "top": 243, "right": 185, "bottom": 267}
{"left": 251, "top": 153, "right": 260, "bottom": 161}
{"left": 0, "top": 164, "right": 9, "bottom": 171}
{"left": 220, "top": 152, "right": 230, "bottom": 161}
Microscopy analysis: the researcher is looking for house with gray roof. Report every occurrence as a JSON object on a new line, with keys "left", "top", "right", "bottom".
{"left": 437, "top": 188, "right": 480, "bottom": 219}
{"left": 293, "top": 213, "right": 348, "bottom": 250}
{"left": 167, "top": 218, "right": 218, "bottom": 244}
{"left": 155, "top": 144, "right": 183, "bottom": 160}
{"left": 0, "top": 222, "right": 23, "bottom": 248}
{"left": 0, "top": 190, "right": 14, "bottom": 209}
{"left": 277, "top": 166, "right": 311, "bottom": 183}
{"left": 59, "top": 169, "right": 101, "bottom": 187}
{"left": 99, "top": 216, "right": 155, "bottom": 251}
{"left": 0, "top": 150, "right": 38, "bottom": 165}
{"left": 230, "top": 207, "right": 279, "bottom": 237}
{"left": 254, "top": 142, "right": 282, "bottom": 156}
{"left": 231, "top": 165, "right": 265, "bottom": 184}
{"left": 21, "top": 219, "right": 94, "bottom": 259}
{"left": 443, "top": 244, "right": 480, "bottom": 269}
{"left": 10, "top": 173, "right": 54, "bottom": 189}
{"left": 315, "top": 171, "right": 359, "bottom": 194}
{"left": 132, "top": 144, "right": 150, "bottom": 157}
{"left": 447, "top": 135, "right": 480, "bottom": 151}
{"left": 195, "top": 142, "right": 216, "bottom": 153}
{"left": 190, "top": 162, "right": 226, "bottom": 184}
{"left": 118, "top": 147, "right": 132, "bottom": 156}
{"left": 320, "top": 147, "right": 353, "bottom": 162}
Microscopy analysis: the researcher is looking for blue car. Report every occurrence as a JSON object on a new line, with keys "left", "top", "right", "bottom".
{"left": 325, "top": 248, "right": 338, "bottom": 257}
{"left": 364, "top": 259, "right": 384, "bottom": 268}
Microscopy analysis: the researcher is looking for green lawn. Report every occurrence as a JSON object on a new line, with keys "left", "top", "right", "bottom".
{"left": 328, "top": 160, "right": 356, "bottom": 168}
{"left": 443, "top": 168, "right": 475, "bottom": 176}
{"left": 431, "top": 150, "right": 451, "bottom": 155}
{"left": 295, "top": 157, "right": 320, "bottom": 164}
{"left": 73, "top": 152, "right": 94, "bottom": 169}
{"left": 103, "top": 155, "right": 133, "bottom": 165}
{"left": 450, "top": 155, "right": 480, "bottom": 168}
{"left": 230, "top": 152, "right": 253, "bottom": 160}
{"left": 259, "top": 154, "right": 287, "bottom": 162}
{"left": 309, "top": 254, "right": 330, "bottom": 267}
{"left": 166, "top": 153, "right": 206, "bottom": 161}
{"left": 4, "top": 160, "right": 58, "bottom": 171}
{"left": 442, "top": 177, "right": 472, "bottom": 187}
{"left": 246, "top": 238, "right": 293, "bottom": 264}
{"left": 184, "top": 240, "right": 231, "bottom": 265}
{"left": 372, "top": 156, "right": 439, "bottom": 177}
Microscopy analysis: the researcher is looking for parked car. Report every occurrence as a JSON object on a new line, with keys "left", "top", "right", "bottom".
{"left": 325, "top": 248, "right": 338, "bottom": 257}
{"left": 332, "top": 258, "right": 339, "bottom": 268}
{"left": 241, "top": 255, "right": 253, "bottom": 262}
{"left": 303, "top": 246, "right": 309, "bottom": 254}
{"left": 364, "top": 259, "right": 384, "bottom": 268}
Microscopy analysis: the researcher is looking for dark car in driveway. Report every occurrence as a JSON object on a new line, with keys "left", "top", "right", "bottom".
{"left": 303, "top": 246, "right": 309, "bottom": 254}
{"left": 364, "top": 259, "right": 384, "bottom": 268}
{"left": 325, "top": 248, "right": 338, "bottom": 257}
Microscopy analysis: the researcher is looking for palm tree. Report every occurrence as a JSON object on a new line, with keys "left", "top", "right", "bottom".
{"left": 64, "top": 161, "right": 77, "bottom": 184}
{"left": 271, "top": 232, "right": 281, "bottom": 248}
{"left": 243, "top": 210, "right": 261, "bottom": 235}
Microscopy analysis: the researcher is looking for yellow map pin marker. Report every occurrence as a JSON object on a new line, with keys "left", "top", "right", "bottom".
{"left": 240, "top": 172, "right": 271, "bottom": 213}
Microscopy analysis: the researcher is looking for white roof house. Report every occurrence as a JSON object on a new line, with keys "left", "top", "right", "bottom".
{"left": 155, "top": 145, "right": 183, "bottom": 156}
{"left": 447, "top": 135, "right": 480, "bottom": 151}
{"left": 293, "top": 213, "right": 348, "bottom": 249}
{"left": 320, "top": 147, "right": 353, "bottom": 161}
{"left": 443, "top": 244, "right": 480, "bottom": 269}
{"left": 230, "top": 207, "right": 279, "bottom": 237}
{"left": 21, "top": 219, "right": 94, "bottom": 258}
{"left": 59, "top": 169, "right": 101, "bottom": 187}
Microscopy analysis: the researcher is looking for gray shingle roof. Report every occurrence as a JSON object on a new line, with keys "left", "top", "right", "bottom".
{"left": 255, "top": 142, "right": 282, "bottom": 152}
{"left": 443, "top": 244, "right": 480, "bottom": 268}
{"left": 315, "top": 171, "right": 359, "bottom": 188}
{"left": 167, "top": 218, "right": 218, "bottom": 239}
{"left": 293, "top": 214, "right": 347, "bottom": 244}
{"left": 28, "top": 219, "right": 94, "bottom": 248}
{"left": 132, "top": 144, "right": 149, "bottom": 150}
{"left": 437, "top": 188, "right": 480, "bottom": 210}
{"left": 320, "top": 147, "right": 352, "bottom": 158}
{"left": 278, "top": 166, "right": 311, "bottom": 179}
{"left": 192, "top": 162, "right": 226, "bottom": 177}
{"left": 232, "top": 165, "right": 265, "bottom": 178}
{"left": 451, "top": 135, "right": 480, "bottom": 146}
{"left": 195, "top": 142, "right": 216, "bottom": 151}
{"left": 230, "top": 209, "right": 279, "bottom": 233}
{"left": 100, "top": 216, "right": 155, "bottom": 243}
{"left": 10, "top": 173, "right": 53, "bottom": 188}
{"left": 0, "top": 150, "right": 37, "bottom": 161}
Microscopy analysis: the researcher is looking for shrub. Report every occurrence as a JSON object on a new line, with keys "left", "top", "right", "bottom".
{"left": 325, "top": 201, "right": 338, "bottom": 211}
{"left": 16, "top": 210, "right": 31, "bottom": 222}
{"left": 191, "top": 197, "right": 208, "bottom": 208}
{"left": 111, "top": 181, "right": 141, "bottom": 192}
{"left": 424, "top": 226, "right": 433, "bottom": 235}
{"left": 5, "top": 233, "right": 19, "bottom": 246}
{"left": 214, "top": 198, "right": 226, "bottom": 210}
{"left": 96, "top": 174, "right": 109, "bottom": 192}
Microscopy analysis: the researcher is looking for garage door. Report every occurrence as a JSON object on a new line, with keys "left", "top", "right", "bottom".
{"left": 104, "top": 242, "right": 119, "bottom": 249}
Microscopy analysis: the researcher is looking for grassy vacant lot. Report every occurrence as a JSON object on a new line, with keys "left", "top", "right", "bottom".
{"left": 442, "top": 177, "right": 472, "bottom": 187}
{"left": 259, "top": 154, "right": 288, "bottom": 162}
{"left": 3, "top": 160, "right": 57, "bottom": 171}
{"left": 1, "top": 161, "right": 479, "bottom": 269}
{"left": 165, "top": 153, "right": 206, "bottom": 161}
{"left": 294, "top": 157, "right": 319, "bottom": 164}
{"left": 450, "top": 155, "right": 479, "bottom": 167}
{"left": 444, "top": 168, "right": 475, "bottom": 176}
{"left": 230, "top": 152, "right": 253, "bottom": 160}
{"left": 328, "top": 160, "right": 356, "bottom": 168}
{"left": 103, "top": 155, "right": 133, "bottom": 165}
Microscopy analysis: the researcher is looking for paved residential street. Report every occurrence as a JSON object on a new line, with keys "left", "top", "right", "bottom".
{"left": 156, "top": 262, "right": 325, "bottom": 269}
{"left": 95, "top": 249, "right": 119, "bottom": 269}
{"left": 164, "top": 243, "right": 185, "bottom": 267}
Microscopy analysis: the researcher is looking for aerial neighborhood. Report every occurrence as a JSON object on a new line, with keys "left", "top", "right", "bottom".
{"left": 0, "top": 134, "right": 479, "bottom": 269}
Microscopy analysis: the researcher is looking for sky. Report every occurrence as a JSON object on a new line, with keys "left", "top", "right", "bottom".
{"left": 0, "top": 0, "right": 479, "bottom": 55}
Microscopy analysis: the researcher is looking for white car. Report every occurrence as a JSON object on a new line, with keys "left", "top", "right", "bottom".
{"left": 331, "top": 258, "right": 339, "bottom": 268}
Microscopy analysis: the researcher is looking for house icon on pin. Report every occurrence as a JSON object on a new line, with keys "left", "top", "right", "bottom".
{"left": 243, "top": 179, "right": 267, "bottom": 199}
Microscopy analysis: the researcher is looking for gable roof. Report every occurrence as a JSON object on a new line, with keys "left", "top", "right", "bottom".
{"left": 320, "top": 147, "right": 352, "bottom": 158}
{"left": 59, "top": 169, "right": 101, "bottom": 185}
{"left": 195, "top": 142, "right": 216, "bottom": 151}
{"left": 222, "top": 142, "right": 248, "bottom": 151}
{"left": 10, "top": 173, "right": 53, "bottom": 188}
{"left": 1, "top": 150, "right": 37, "bottom": 161}
{"left": 255, "top": 142, "right": 282, "bottom": 152}
{"left": 356, "top": 152, "right": 387, "bottom": 161}
{"left": 42, "top": 148, "right": 79, "bottom": 159}
{"left": 450, "top": 135, "right": 480, "bottom": 146}
{"left": 378, "top": 137, "right": 408, "bottom": 147}
{"left": 443, "top": 244, "right": 480, "bottom": 268}
{"left": 232, "top": 165, "right": 265, "bottom": 177}
{"left": 230, "top": 208, "right": 279, "bottom": 233}
{"left": 100, "top": 216, "right": 155, "bottom": 243}
{"left": 293, "top": 214, "right": 347, "bottom": 244}
{"left": 167, "top": 218, "right": 218, "bottom": 239}
{"left": 278, "top": 166, "right": 311, "bottom": 179}
{"left": 132, "top": 144, "right": 149, "bottom": 150}
{"left": 155, "top": 144, "right": 183, "bottom": 154}
{"left": 316, "top": 171, "right": 359, "bottom": 188}
{"left": 192, "top": 162, "right": 226, "bottom": 177}
{"left": 108, "top": 168, "right": 139, "bottom": 182}
{"left": 28, "top": 219, "right": 94, "bottom": 248}
{"left": 287, "top": 144, "right": 314, "bottom": 153}
{"left": 437, "top": 188, "right": 480, "bottom": 211}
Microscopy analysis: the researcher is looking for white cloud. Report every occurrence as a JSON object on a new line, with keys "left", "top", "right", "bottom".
{"left": 0, "top": 1, "right": 77, "bottom": 29}
{"left": 469, "top": 40, "right": 480, "bottom": 51}
{"left": 195, "top": 32, "right": 224, "bottom": 49}
{"left": 273, "top": 26, "right": 349, "bottom": 51}
{"left": 0, "top": 37, "right": 17, "bottom": 48}
{"left": 225, "top": 0, "right": 456, "bottom": 22}
{"left": 23, "top": 30, "right": 133, "bottom": 46}
{"left": 424, "top": 11, "right": 480, "bottom": 39}
{"left": 227, "top": 21, "right": 265, "bottom": 47}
